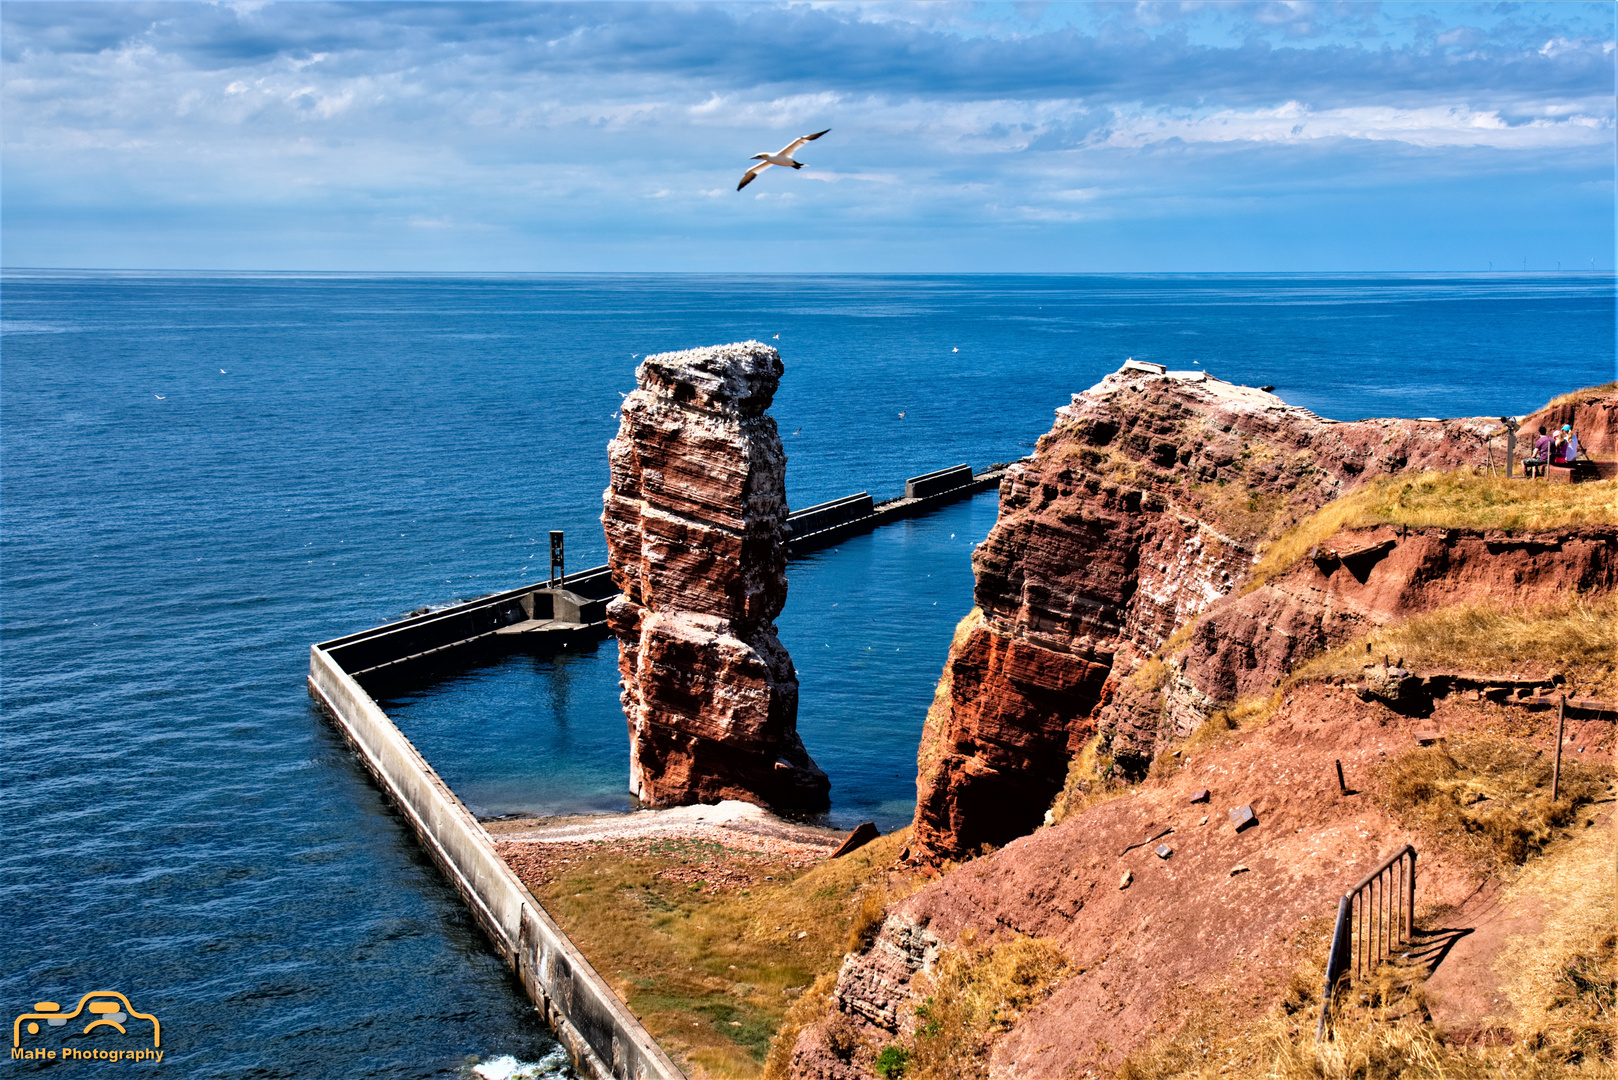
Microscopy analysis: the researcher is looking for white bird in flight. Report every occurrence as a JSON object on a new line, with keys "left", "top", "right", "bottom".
{"left": 737, "top": 129, "right": 830, "bottom": 191}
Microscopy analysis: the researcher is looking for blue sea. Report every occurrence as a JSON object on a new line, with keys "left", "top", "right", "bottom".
{"left": 2, "top": 272, "right": 1613, "bottom": 1077}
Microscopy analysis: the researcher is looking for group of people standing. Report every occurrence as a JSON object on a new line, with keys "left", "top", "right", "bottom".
{"left": 1522, "top": 423, "right": 1581, "bottom": 478}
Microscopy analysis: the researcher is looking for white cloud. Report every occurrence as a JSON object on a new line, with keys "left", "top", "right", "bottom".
{"left": 1096, "top": 101, "right": 1614, "bottom": 151}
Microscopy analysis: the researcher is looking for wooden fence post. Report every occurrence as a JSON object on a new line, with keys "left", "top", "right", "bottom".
{"left": 1552, "top": 694, "right": 1566, "bottom": 801}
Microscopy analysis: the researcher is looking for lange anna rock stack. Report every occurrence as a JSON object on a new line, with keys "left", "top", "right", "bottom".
{"left": 602, "top": 341, "right": 829, "bottom": 810}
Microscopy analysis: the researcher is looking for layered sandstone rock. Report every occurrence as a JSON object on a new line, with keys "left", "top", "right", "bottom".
{"left": 603, "top": 342, "right": 828, "bottom": 810}
{"left": 1169, "top": 524, "right": 1618, "bottom": 713}
{"left": 912, "top": 362, "right": 1499, "bottom": 860}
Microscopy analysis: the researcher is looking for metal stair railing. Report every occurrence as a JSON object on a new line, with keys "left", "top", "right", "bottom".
{"left": 1316, "top": 844, "right": 1417, "bottom": 1040}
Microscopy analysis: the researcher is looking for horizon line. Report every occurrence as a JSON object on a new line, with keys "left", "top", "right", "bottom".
{"left": 5, "top": 267, "right": 1614, "bottom": 278}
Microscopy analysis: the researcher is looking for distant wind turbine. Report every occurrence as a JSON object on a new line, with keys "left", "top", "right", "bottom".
{"left": 737, "top": 129, "right": 830, "bottom": 191}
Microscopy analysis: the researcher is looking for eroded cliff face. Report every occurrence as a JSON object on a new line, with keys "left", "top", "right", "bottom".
{"left": 1170, "top": 525, "right": 1618, "bottom": 712}
{"left": 912, "top": 363, "right": 1497, "bottom": 860}
{"left": 603, "top": 342, "right": 829, "bottom": 810}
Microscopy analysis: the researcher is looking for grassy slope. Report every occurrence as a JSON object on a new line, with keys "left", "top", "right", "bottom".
{"left": 1116, "top": 805, "right": 1615, "bottom": 1080}
{"left": 1110, "top": 600, "right": 1617, "bottom": 1079}
{"left": 1244, "top": 470, "right": 1618, "bottom": 596}
{"left": 1291, "top": 595, "right": 1618, "bottom": 700}
{"left": 510, "top": 830, "right": 918, "bottom": 1079}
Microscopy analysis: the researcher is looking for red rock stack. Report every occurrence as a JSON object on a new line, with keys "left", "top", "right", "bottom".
{"left": 602, "top": 341, "right": 829, "bottom": 810}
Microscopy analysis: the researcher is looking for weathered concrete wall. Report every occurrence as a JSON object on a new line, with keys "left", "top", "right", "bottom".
{"left": 308, "top": 646, "right": 685, "bottom": 1080}
{"left": 786, "top": 467, "right": 1004, "bottom": 554}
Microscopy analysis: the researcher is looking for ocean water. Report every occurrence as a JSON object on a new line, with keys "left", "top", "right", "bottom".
{"left": 2, "top": 272, "right": 1612, "bottom": 1076}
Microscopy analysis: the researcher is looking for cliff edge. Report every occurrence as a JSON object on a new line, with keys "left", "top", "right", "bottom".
{"left": 912, "top": 362, "right": 1501, "bottom": 861}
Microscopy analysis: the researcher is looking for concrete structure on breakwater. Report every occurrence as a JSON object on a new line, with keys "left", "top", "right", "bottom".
{"left": 307, "top": 461, "right": 1005, "bottom": 1079}
{"left": 324, "top": 463, "right": 1005, "bottom": 692}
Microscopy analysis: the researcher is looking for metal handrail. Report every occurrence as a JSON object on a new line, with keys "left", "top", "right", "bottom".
{"left": 1316, "top": 845, "right": 1417, "bottom": 1040}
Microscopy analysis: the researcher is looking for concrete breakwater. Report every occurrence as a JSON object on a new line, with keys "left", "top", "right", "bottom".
{"left": 307, "top": 645, "right": 684, "bottom": 1080}
{"left": 307, "top": 460, "right": 1004, "bottom": 1078}
{"left": 786, "top": 463, "right": 1003, "bottom": 553}
{"left": 324, "top": 462, "right": 1005, "bottom": 692}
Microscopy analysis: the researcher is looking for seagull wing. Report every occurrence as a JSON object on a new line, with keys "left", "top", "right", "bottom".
{"left": 738, "top": 161, "right": 770, "bottom": 190}
{"left": 781, "top": 128, "right": 830, "bottom": 156}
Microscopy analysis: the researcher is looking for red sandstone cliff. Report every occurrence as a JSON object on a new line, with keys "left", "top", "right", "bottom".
{"left": 790, "top": 375, "right": 1617, "bottom": 1079}
{"left": 1169, "top": 524, "right": 1618, "bottom": 715}
{"left": 912, "top": 362, "right": 1504, "bottom": 861}
{"left": 793, "top": 681, "right": 1615, "bottom": 1079}
{"left": 603, "top": 341, "right": 829, "bottom": 810}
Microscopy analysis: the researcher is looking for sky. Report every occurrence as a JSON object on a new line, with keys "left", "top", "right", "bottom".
{"left": 2, "top": 1, "right": 1614, "bottom": 272}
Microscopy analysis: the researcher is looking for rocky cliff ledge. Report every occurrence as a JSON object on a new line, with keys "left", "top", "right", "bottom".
{"left": 603, "top": 342, "right": 829, "bottom": 810}
{"left": 912, "top": 361, "right": 1498, "bottom": 860}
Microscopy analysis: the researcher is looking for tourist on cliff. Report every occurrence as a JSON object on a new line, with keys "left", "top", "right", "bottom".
{"left": 1555, "top": 424, "right": 1578, "bottom": 464}
{"left": 1524, "top": 425, "right": 1551, "bottom": 478}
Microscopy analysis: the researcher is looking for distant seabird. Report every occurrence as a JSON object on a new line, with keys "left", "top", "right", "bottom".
{"left": 220, "top": 369, "right": 227, "bottom": 374}
{"left": 773, "top": 333, "right": 780, "bottom": 339}
{"left": 737, "top": 129, "right": 830, "bottom": 191}
{"left": 154, "top": 394, "right": 165, "bottom": 400}
{"left": 897, "top": 411, "right": 906, "bottom": 419}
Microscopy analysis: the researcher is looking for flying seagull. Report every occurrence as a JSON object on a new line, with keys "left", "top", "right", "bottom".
{"left": 737, "top": 129, "right": 830, "bottom": 191}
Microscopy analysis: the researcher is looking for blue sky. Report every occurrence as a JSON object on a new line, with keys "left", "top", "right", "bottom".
{"left": 3, "top": 1, "right": 1613, "bottom": 272}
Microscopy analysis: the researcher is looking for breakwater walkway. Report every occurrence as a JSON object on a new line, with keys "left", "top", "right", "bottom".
{"left": 319, "top": 462, "right": 1004, "bottom": 690}
{"left": 306, "top": 461, "right": 1004, "bottom": 1080}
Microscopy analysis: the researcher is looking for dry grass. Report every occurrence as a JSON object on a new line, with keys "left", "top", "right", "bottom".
{"left": 760, "top": 969, "right": 840, "bottom": 1080}
{"left": 899, "top": 931, "right": 1070, "bottom": 1080}
{"left": 1183, "top": 691, "right": 1280, "bottom": 758}
{"left": 1130, "top": 656, "right": 1169, "bottom": 692}
{"left": 1117, "top": 836, "right": 1617, "bottom": 1079}
{"left": 1243, "top": 469, "right": 1618, "bottom": 595}
{"left": 1187, "top": 479, "right": 1291, "bottom": 545}
{"left": 1542, "top": 382, "right": 1618, "bottom": 411}
{"left": 1288, "top": 595, "right": 1618, "bottom": 700}
{"left": 1495, "top": 815, "right": 1617, "bottom": 1066}
{"left": 1045, "top": 732, "right": 1129, "bottom": 827}
{"left": 1376, "top": 732, "right": 1606, "bottom": 870}
{"left": 514, "top": 829, "right": 920, "bottom": 1079}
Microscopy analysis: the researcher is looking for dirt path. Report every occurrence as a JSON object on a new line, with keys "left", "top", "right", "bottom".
{"left": 1424, "top": 784, "right": 1617, "bottom": 1036}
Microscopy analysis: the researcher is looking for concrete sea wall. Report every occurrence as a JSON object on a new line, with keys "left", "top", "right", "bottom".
{"left": 307, "top": 646, "right": 685, "bottom": 1080}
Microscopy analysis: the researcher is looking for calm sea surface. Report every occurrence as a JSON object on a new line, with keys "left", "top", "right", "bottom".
{"left": 3, "top": 273, "right": 1613, "bottom": 1076}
